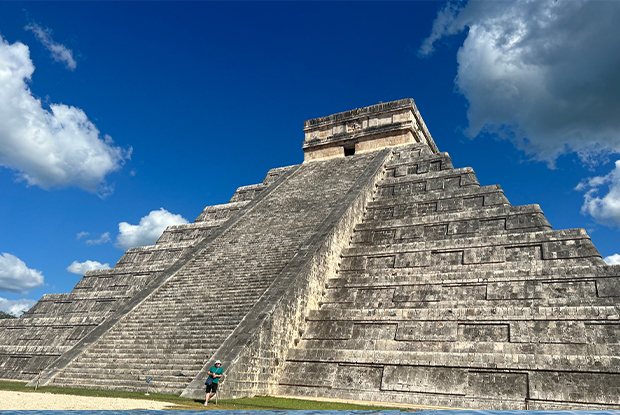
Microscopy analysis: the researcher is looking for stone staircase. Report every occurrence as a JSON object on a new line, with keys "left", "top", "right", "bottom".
{"left": 278, "top": 144, "right": 620, "bottom": 410}
{"left": 43, "top": 152, "right": 384, "bottom": 394}
{"left": 0, "top": 166, "right": 291, "bottom": 381}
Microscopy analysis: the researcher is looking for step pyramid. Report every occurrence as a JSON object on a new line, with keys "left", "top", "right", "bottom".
{"left": 1, "top": 99, "right": 618, "bottom": 409}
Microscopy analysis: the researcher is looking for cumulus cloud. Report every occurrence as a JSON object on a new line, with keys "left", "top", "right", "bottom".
{"left": 116, "top": 208, "right": 188, "bottom": 250}
{"left": 0, "top": 253, "right": 44, "bottom": 294}
{"left": 76, "top": 231, "right": 89, "bottom": 240}
{"left": 0, "top": 297, "right": 36, "bottom": 317}
{"left": 67, "top": 260, "right": 110, "bottom": 275}
{"left": 0, "top": 34, "right": 131, "bottom": 194}
{"left": 604, "top": 254, "right": 620, "bottom": 265}
{"left": 85, "top": 232, "right": 111, "bottom": 246}
{"left": 420, "top": 0, "right": 620, "bottom": 165}
{"left": 24, "top": 21, "right": 77, "bottom": 70}
{"left": 577, "top": 160, "right": 620, "bottom": 227}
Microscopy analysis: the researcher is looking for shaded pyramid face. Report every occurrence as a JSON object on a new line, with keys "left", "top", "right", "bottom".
{"left": 1, "top": 99, "right": 619, "bottom": 410}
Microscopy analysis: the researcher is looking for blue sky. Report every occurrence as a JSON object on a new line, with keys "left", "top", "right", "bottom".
{"left": 1, "top": 1, "right": 619, "bottom": 316}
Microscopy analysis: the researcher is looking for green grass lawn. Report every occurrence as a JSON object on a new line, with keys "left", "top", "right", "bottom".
{"left": 0, "top": 380, "right": 410, "bottom": 410}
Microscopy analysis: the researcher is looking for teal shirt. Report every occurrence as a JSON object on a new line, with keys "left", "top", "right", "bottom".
{"left": 209, "top": 365, "right": 223, "bottom": 384}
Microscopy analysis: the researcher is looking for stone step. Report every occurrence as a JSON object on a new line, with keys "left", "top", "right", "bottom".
{"left": 306, "top": 305, "right": 620, "bottom": 322}
{"left": 50, "top": 377, "right": 187, "bottom": 394}
{"left": 332, "top": 262, "right": 615, "bottom": 287}
{"left": 379, "top": 166, "right": 478, "bottom": 190}
{"left": 294, "top": 338, "right": 620, "bottom": 356}
{"left": 354, "top": 204, "right": 550, "bottom": 238}
{"left": 62, "top": 361, "right": 203, "bottom": 371}
{"left": 340, "top": 229, "right": 601, "bottom": 271}
{"left": 62, "top": 363, "right": 202, "bottom": 382}
{"left": 284, "top": 347, "right": 620, "bottom": 373}
{"left": 367, "top": 184, "right": 508, "bottom": 210}
{"left": 74, "top": 354, "right": 205, "bottom": 364}
{"left": 384, "top": 151, "right": 453, "bottom": 171}
{"left": 320, "top": 288, "right": 619, "bottom": 309}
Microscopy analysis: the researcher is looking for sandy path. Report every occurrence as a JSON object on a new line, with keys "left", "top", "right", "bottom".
{"left": 0, "top": 390, "right": 181, "bottom": 410}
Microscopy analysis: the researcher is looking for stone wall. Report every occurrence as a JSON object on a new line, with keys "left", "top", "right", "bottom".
{"left": 181, "top": 148, "right": 391, "bottom": 399}
{"left": 278, "top": 143, "right": 620, "bottom": 410}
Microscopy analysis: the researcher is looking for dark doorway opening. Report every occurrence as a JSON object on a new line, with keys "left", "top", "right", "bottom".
{"left": 344, "top": 146, "right": 356, "bottom": 156}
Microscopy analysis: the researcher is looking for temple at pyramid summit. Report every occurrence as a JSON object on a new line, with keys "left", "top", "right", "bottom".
{"left": 2, "top": 98, "right": 620, "bottom": 409}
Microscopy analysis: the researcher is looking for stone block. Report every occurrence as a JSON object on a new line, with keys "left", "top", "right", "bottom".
{"left": 393, "top": 285, "right": 441, "bottom": 303}
{"left": 463, "top": 247, "right": 506, "bottom": 264}
{"left": 351, "top": 323, "right": 398, "bottom": 340}
{"left": 394, "top": 166, "right": 408, "bottom": 177}
{"left": 463, "top": 196, "right": 484, "bottom": 209}
{"left": 340, "top": 256, "right": 366, "bottom": 271}
{"left": 416, "top": 161, "right": 430, "bottom": 174}
{"left": 506, "top": 212, "right": 550, "bottom": 230}
{"left": 424, "top": 224, "right": 448, "bottom": 238}
{"left": 354, "top": 289, "right": 396, "bottom": 308}
{"left": 505, "top": 245, "right": 542, "bottom": 261}
{"left": 542, "top": 281, "right": 596, "bottom": 298}
{"left": 429, "top": 160, "right": 442, "bottom": 172}
{"left": 511, "top": 321, "right": 587, "bottom": 344}
{"left": 585, "top": 323, "right": 620, "bottom": 344}
{"left": 333, "top": 364, "right": 383, "bottom": 391}
{"left": 305, "top": 321, "right": 354, "bottom": 340}
{"left": 395, "top": 321, "right": 458, "bottom": 341}
{"left": 382, "top": 365, "right": 467, "bottom": 394}
{"left": 487, "top": 281, "right": 541, "bottom": 300}
{"left": 370, "top": 207, "right": 394, "bottom": 220}
{"left": 483, "top": 192, "right": 509, "bottom": 206}
{"left": 596, "top": 277, "right": 620, "bottom": 297}
{"left": 448, "top": 219, "right": 480, "bottom": 235}
{"left": 278, "top": 361, "right": 338, "bottom": 387}
{"left": 393, "top": 204, "right": 417, "bottom": 218}
{"left": 467, "top": 371, "right": 527, "bottom": 400}
{"left": 542, "top": 239, "right": 600, "bottom": 260}
{"left": 444, "top": 176, "right": 461, "bottom": 190}
{"left": 529, "top": 371, "right": 620, "bottom": 404}
{"left": 394, "top": 284, "right": 485, "bottom": 303}
{"left": 394, "top": 252, "right": 431, "bottom": 268}
{"left": 458, "top": 324, "right": 510, "bottom": 342}
{"left": 371, "top": 230, "right": 396, "bottom": 244}
{"left": 426, "top": 178, "right": 444, "bottom": 191}
{"left": 394, "top": 226, "right": 423, "bottom": 241}
{"left": 431, "top": 251, "right": 463, "bottom": 266}
{"left": 438, "top": 198, "right": 464, "bottom": 212}
{"left": 417, "top": 202, "right": 437, "bottom": 215}
{"left": 366, "top": 256, "right": 395, "bottom": 269}
{"left": 351, "top": 231, "right": 373, "bottom": 244}
{"left": 479, "top": 219, "right": 506, "bottom": 233}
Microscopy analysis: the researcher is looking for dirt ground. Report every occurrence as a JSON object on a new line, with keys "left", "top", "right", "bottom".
{"left": 0, "top": 390, "right": 181, "bottom": 410}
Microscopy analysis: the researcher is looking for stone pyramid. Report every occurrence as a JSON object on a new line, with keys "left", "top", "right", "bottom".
{"left": 1, "top": 99, "right": 619, "bottom": 409}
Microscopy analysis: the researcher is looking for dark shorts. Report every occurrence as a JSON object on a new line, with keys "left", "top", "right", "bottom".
{"left": 206, "top": 382, "right": 218, "bottom": 393}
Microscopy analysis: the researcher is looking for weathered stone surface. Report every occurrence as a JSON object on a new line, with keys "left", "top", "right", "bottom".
{"left": 2, "top": 99, "right": 619, "bottom": 409}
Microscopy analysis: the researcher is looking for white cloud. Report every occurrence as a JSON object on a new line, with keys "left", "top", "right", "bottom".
{"left": 0, "top": 297, "right": 36, "bottom": 317}
{"left": 0, "top": 253, "right": 44, "bottom": 294}
{"left": 116, "top": 208, "right": 188, "bottom": 250}
{"left": 76, "top": 231, "right": 89, "bottom": 240}
{"left": 604, "top": 254, "right": 620, "bottom": 265}
{"left": 24, "top": 21, "right": 77, "bottom": 70}
{"left": 85, "top": 232, "right": 111, "bottom": 246}
{"left": 577, "top": 160, "right": 620, "bottom": 227}
{"left": 67, "top": 260, "right": 110, "bottom": 275}
{"left": 0, "top": 34, "right": 131, "bottom": 195}
{"left": 420, "top": 0, "right": 620, "bottom": 165}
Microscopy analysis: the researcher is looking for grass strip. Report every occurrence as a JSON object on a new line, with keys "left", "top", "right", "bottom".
{"left": 0, "top": 380, "right": 409, "bottom": 410}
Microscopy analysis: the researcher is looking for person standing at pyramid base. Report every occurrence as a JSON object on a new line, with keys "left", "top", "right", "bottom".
{"left": 204, "top": 360, "right": 223, "bottom": 406}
